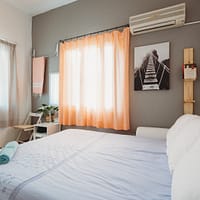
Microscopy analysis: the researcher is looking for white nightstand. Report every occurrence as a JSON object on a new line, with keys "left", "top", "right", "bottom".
{"left": 33, "top": 122, "right": 60, "bottom": 140}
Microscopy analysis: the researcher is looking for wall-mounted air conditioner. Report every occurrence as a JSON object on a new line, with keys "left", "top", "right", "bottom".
{"left": 129, "top": 3, "right": 186, "bottom": 35}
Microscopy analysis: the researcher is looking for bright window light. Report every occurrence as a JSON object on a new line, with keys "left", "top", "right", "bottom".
{"left": 49, "top": 73, "right": 59, "bottom": 105}
{"left": 0, "top": 46, "right": 9, "bottom": 114}
{"left": 65, "top": 43, "right": 114, "bottom": 112}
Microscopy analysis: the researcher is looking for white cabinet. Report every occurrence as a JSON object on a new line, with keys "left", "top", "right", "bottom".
{"left": 33, "top": 122, "right": 60, "bottom": 140}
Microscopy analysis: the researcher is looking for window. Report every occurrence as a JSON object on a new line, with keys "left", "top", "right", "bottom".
{"left": 59, "top": 28, "right": 130, "bottom": 130}
{"left": 49, "top": 72, "right": 59, "bottom": 105}
{"left": 64, "top": 44, "right": 114, "bottom": 111}
{"left": 0, "top": 42, "right": 10, "bottom": 123}
{"left": 0, "top": 40, "right": 18, "bottom": 127}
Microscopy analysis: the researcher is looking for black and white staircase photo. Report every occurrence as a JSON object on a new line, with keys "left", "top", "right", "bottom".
{"left": 142, "top": 54, "right": 159, "bottom": 90}
{"left": 134, "top": 44, "right": 170, "bottom": 91}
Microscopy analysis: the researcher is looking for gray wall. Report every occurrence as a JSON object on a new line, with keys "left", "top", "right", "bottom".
{"left": 32, "top": 0, "right": 200, "bottom": 132}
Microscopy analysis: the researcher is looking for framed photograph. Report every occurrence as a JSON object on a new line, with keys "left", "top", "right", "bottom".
{"left": 134, "top": 42, "right": 170, "bottom": 91}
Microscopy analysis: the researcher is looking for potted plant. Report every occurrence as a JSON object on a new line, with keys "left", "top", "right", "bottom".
{"left": 49, "top": 105, "right": 59, "bottom": 122}
{"left": 37, "top": 104, "right": 58, "bottom": 122}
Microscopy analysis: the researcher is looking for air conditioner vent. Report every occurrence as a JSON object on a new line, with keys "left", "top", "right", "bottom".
{"left": 129, "top": 3, "right": 186, "bottom": 35}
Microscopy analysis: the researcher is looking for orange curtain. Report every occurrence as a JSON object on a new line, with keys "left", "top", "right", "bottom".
{"left": 59, "top": 27, "right": 130, "bottom": 130}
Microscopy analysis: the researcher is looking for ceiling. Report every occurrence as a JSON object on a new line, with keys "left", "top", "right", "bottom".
{"left": 5, "top": 0, "right": 78, "bottom": 16}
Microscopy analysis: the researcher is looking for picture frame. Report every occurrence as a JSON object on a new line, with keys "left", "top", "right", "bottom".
{"left": 134, "top": 42, "right": 170, "bottom": 91}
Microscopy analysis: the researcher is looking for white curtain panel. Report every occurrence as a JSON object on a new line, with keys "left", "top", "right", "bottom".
{"left": 0, "top": 39, "right": 31, "bottom": 127}
{"left": 0, "top": 40, "right": 18, "bottom": 127}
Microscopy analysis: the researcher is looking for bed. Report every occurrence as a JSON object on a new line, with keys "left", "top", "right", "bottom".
{"left": 0, "top": 129, "right": 171, "bottom": 200}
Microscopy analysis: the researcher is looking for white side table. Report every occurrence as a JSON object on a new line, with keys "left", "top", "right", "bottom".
{"left": 33, "top": 122, "right": 60, "bottom": 140}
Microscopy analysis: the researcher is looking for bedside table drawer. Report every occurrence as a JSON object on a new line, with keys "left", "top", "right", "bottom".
{"left": 34, "top": 123, "right": 60, "bottom": 139}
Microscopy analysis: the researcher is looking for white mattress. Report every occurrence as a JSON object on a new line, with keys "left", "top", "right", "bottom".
{"left": 0, "top": 129, "right": 171, "bottom": 200}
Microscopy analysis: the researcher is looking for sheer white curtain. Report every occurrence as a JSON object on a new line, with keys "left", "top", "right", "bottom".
{"left": 0, "top": 40, "right": 19, "bottom": 127}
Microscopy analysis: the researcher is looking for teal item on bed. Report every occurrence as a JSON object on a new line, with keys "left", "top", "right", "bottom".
{"left": 0, "top": 141, "right": 18, "bottom": 165}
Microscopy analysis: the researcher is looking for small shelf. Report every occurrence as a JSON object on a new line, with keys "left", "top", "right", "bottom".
{"left": 33, "top": 122, "right": 60, "bottom": 140}
{"left": 35, "top": 132, "right": 47, "bottom": 138}
{"left": 184, "top": 79, "right": 195, "bottom": 82}
{"left": 184, "top": 100, "right": 195, "bottom": 103}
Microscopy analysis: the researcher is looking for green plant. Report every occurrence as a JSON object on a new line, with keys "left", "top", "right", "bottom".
{"left": 37, "top": 104, "right": 58, "bottom": 117}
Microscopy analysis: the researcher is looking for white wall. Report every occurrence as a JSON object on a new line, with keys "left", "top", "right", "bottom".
{"left": 0, "top": 0, "right": 32, "bottom": 146}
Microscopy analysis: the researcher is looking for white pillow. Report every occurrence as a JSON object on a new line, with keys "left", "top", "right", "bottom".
{"left": 136, "top": 126, "right": 168, "bottom": 140}
{"left": 167, "top": 114, "right": 198, "bottom": 150}
{"left": 167, "top": 114, "right": 200, "bottom": 173}
{"left": 172, "top": 136, "right": 200, "bottom": 200}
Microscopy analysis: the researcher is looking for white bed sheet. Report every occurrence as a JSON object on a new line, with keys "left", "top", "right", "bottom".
{"left": 0, "top": 129, "right": 171, "bottom": 200}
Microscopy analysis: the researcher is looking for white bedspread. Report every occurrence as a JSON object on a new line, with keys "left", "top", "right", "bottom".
{"left": 0, "top": 129, "right": 171, "bottom": 200}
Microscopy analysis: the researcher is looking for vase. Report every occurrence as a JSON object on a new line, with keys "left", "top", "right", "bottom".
{"left": 51, "top": 114, "right": 55, "bottom": 122}
{"left": 45, "top": 115, "right": 51, "bottom": 122}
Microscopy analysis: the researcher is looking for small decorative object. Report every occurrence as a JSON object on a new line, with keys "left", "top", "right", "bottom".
{"left": 134, "top": 42, "right": 170, "bottom": 91}
{"left": 37, "top": 104, "right": 58, "bottom": 122}
{"left": 183, "top": 64, "right": 197, "bottom": 80}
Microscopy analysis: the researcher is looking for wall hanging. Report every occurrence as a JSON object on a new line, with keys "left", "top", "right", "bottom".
{"left": 183, "top": 48, "right": 197, "bottom": 114}
{"left": 134, "top": 42, "right": 170, "bottom": 91}
{"left": 32, "top": 57, "right": 46, "bottom": 96}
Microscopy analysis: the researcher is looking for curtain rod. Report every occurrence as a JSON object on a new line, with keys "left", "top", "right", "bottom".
{"left": 0, "top": 37, "right": 17, "bottom": 46}
{"left": 60, "top": 24, "right": 129, "bottom": 43}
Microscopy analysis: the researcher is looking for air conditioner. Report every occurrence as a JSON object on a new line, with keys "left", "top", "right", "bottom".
{"left": 129, "top": 3, "right": 186, "bottom": 35}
